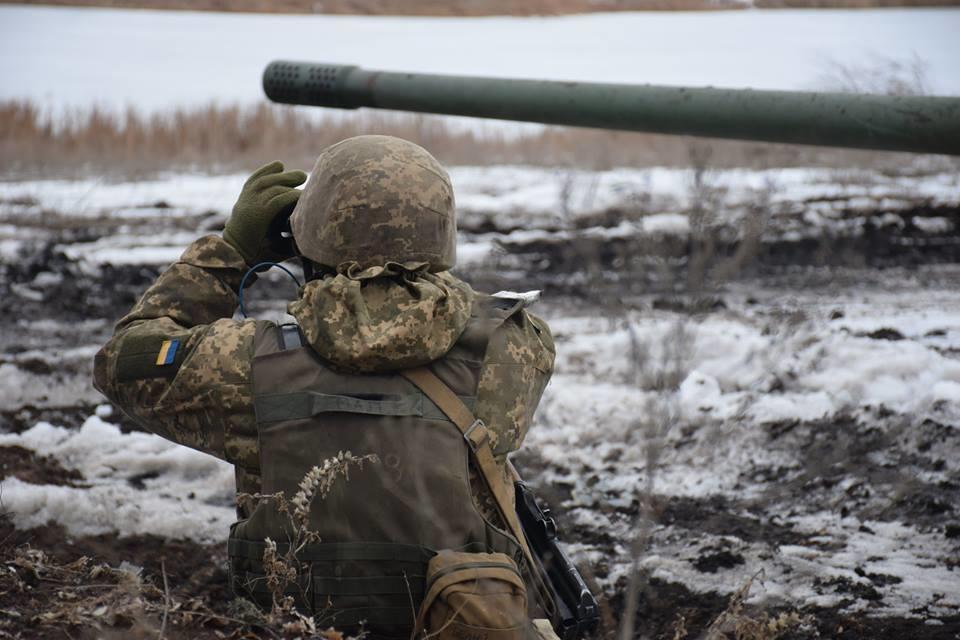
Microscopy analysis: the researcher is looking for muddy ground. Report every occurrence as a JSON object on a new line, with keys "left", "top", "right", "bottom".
{"left": 1, "top": 199, "right": 959, "bottom": 639}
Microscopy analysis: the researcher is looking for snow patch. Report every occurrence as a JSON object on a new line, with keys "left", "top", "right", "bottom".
{"left": 0, "top": 418, "right": 235, "bottom": 543}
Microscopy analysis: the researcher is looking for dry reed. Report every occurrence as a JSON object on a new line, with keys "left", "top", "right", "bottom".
{"left": 0, "top": 100, "right": 919, "bottom": 179}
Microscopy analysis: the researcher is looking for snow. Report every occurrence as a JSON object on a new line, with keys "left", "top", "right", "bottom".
{"left": 0, "top": 239, "right": 22, "bottom": 260}
{"left": 2, "top": 275, "right": 959, "bottom": 616}
{"left": 748, "top": 392, "right": 834, "bottom": 424}
{"left": 521, "top": 283, "right": 960, "bottom": 617}
{"left": 780, "top": 515, "right": 960, "bottom": 617}
{"left": 455, "top": 239, "right": 498, "bottom": 266}
{"left": 912, "top": 216, "right": 954, "bottom": 233}
{"left": 636, "top": 515, "right": 960, "bottom": 617}
{"left": 2, "top": 166, "right": 957, "bottom": 237}
{"left": 1, "top": 154, "right": 959, "bottom": 622}
{"left": 0, "top": 353, "right": 102, "bottom": 412}
{"left": 1, "top": 6, "right": 959, "bottom": 117}
{"left": 543, "top": 307, "right": 960, "bottom": 438}
{"left": 834, "top": 308, "right": 960, "bottom": 344}
{"left": 795, "top": 334, "right": 960, "bottom": 413}
{"left": 0, "top": 174, "right": 245, "bottom": 218}
{"left": 62, "top": 244, "right": 188, "bottom": 267}
{"left": 0, "top": 417, "right": 235, "bottom": 543}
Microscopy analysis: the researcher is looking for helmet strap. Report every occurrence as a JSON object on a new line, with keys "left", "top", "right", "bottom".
{"left": 300, "top": 256, "right": 318, "bottom": 282}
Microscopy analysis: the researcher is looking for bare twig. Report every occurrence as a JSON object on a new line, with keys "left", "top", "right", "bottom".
{"left": 403, "top": 571, "right": 418, "bottom": 632}
{"left": 158, "top": 559, "right": 171, "bottom": 640}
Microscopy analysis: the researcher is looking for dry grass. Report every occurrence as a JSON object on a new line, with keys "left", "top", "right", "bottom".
{"left": 0, "top": 453, "right": 376, "bottom": 639}
{"left": 0, "top": 542, "right": 326, "bottom": 639}
{"left": 0, "top": 99, "right": 921, "bottom": 178}
{"left": 696, "top": 572, "right": 808, "bottom": 640}
{"left": 5, "top": 0, "right": 958, "bottom": 14}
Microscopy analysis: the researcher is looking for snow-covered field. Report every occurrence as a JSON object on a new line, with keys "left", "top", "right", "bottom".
{"left": 2, "top": 5, "right": 959, "bottom": 116}
{"left": 2, "top": 4, "right": 959, "bottom": 636}
{"left": 3, "top": 279, "right": 960, "bottom": 620}
{"left": 529, "top": 290, "right": 960, "bottom": 619}
{"left": 2, "top": 165, "right": 958, "bottom": 268}
{"left": 1, "top": 162, "right": 959, "bottom": 637}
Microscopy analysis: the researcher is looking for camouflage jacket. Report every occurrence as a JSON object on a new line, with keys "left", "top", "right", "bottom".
{"left": 93, "top": 235, "right": 555, "bottom": 513}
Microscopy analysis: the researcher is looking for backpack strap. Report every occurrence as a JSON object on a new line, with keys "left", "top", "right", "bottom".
{"left": 399, "top": 367, "right": 557, "bottom": 620}
{"left": 278, "top": 323, "right": 303, "bottom": 351}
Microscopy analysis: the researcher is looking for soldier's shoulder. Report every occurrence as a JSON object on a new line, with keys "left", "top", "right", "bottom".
{"left": 473, "top": 289, "right": 545, "bottom": 317}
{"left": 476, "top": 289, "right": 555, "bottom": 356}
{"left": 471, "top": 290, "right": 555, "bottom": 455}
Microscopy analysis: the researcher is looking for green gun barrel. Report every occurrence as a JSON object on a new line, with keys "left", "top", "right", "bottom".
{"left": 263, "top": 61, "right": 960, "bottom": 156}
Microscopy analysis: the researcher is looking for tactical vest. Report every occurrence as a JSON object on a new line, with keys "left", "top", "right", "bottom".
{"left": 228, "top": 296, "right": 526, "bottom": 638}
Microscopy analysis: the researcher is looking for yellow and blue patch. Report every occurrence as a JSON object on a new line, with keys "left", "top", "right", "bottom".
{"left": 155, "top": 339, "right": 180, "bottom": 366}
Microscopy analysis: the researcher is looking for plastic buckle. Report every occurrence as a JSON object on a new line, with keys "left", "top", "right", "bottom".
{"left": 463, "top": 419, "right": 487, "bottom": 451}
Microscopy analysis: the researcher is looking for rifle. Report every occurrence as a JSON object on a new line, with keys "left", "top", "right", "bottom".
{"left": 510, "top": 464, "right": 600, "bottom": 639}
{"left": 396, "top": 366, "right": 599, "bottom": 638}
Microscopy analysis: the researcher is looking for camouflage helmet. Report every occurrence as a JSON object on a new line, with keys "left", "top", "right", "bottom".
{"left": 290, "top": 135, "right": 456, "bottom": 272}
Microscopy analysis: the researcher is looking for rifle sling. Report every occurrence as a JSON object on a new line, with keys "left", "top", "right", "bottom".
{"left": 399, "top": 366, "right": 557, "bottom": 619}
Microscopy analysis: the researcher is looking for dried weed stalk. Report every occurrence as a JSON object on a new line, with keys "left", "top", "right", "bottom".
{"left": 0, "top": 451, "right": 377, "bottom": 638}
{"left": 614, "top": 151, "right": 796, "bottom": 639}
{"left": 618, "top": 318, "right": 694, "bottom": 640}
{"left": 238, "top": 450, "right": 379, "bottom": 622}
{"left": 701, "top": 571, "right": 808, "bottom": 640}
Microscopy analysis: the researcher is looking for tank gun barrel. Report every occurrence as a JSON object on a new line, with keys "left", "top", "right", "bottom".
{"left": 263, "top": 61, "right": 960, "bottom": 156}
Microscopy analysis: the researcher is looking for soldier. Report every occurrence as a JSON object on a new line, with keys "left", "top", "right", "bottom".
{"left": 93, "top": 135, "right": 557, "bottom": 639}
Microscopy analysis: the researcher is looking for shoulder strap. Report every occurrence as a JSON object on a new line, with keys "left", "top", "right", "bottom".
{"left": 399, "top": 367, "right": 556, "bottom": 619}
{"left": 278, "top": 323, "right": 303, "bottom": 351}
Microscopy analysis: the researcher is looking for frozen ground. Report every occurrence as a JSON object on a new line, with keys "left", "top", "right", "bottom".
{"left": 525, "top": 287, "right": 960, "bottom": 620}
{"left": 2, "top": 6, "right": 960, "bottom": 116}
{"left": 1, "top": 164, "right": 958, "bottom": 271}
{"left": 1, "top": 166, "right": 959, "bottom": 638}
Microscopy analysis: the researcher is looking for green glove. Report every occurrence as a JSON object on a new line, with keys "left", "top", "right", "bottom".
{"left": 224, "top": 161, "right": 308, "bottom": 266}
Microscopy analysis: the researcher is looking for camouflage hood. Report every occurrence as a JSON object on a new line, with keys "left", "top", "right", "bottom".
{"left": 287, "top": 261, "right": 474, "bottom": 373}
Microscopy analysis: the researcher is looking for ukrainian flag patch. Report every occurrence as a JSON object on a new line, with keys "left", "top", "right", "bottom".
{"left": 156, "top": 339, "right": 180, "bottom": 366}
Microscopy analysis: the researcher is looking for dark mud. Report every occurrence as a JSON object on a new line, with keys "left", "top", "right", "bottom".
{"left": 0, "top": 445, "right": 86, "bottom": 486}
{"left": 1, "top": 519, "right": 231, "bottom": 604}
{"left": 0, "top": 517, "right": 237, "bottom": 640}
{"left": 3, "top": 516, "right": 958, "bottom": 640}
{"left": 514, "top": 403, "right": 960, "bottom": 639}
{"left": 602, "top": 573, "right": 960, "bottom": 640}
{"left": 0, "top": 404, "right": 102, "bottom": 433}
{"left": 4, "top": 201, "right": 960, "bottom": 329}
{"left": 658, "top": 496, "right": 810, "bottom": 547}
{"left": 0, "top": 236, "right": 160, "bottom": 323}
{"left": 481, "top": 202, "right": 960, "bottom": 298}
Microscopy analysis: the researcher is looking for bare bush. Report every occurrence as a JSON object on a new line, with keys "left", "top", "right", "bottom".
{"left": 816, "top": 53, "right": 931, "bottom": 96}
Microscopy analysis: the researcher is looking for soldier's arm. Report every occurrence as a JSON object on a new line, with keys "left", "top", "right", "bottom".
{"left": 93, "top": 162, "right": 304, "bottom": 469}
{"left": 475, "top": 308, "right": 556, "bottom": 458}
{"left": 93, "top": 235, "right": 260, "bottom": 469}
